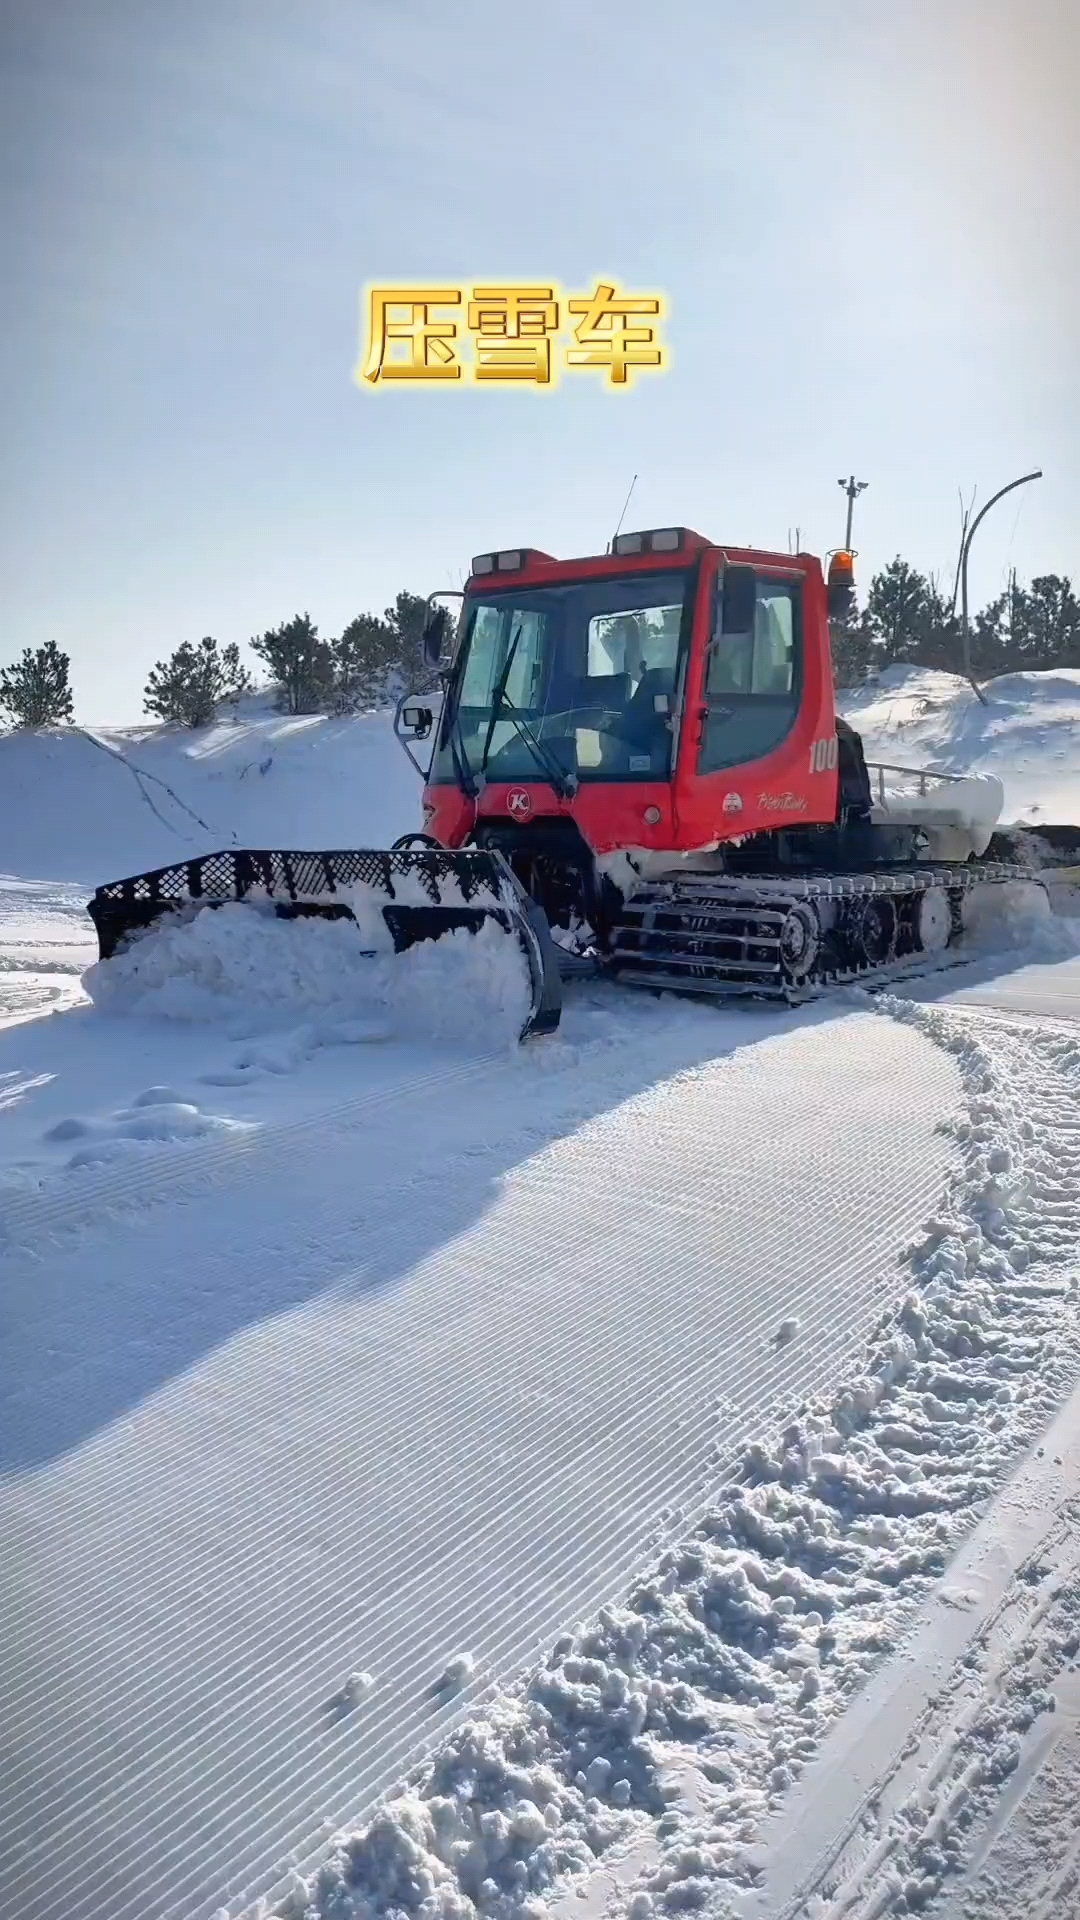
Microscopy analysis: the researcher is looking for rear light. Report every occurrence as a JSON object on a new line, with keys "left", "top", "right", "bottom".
{"left": 613, "top": 527, "right": 685, "bottom": 556}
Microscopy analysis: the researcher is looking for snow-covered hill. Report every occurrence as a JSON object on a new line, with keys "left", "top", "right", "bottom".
{"left": 840, "top": 665, "right": 1080, "bottom": 828}
{"left": 2, "top": 665, "right": 1078, "bottom": 894}
{"left": 0, "top": 697, "right": 423, "bottom": 885}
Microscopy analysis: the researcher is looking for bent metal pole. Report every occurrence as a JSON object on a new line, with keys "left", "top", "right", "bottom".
{"left": 960, "top": 469, "right": 1042, "bottom": 704}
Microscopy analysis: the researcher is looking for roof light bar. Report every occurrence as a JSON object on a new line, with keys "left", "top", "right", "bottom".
{"left": 470, "top": 547, "right": 536, "bottom": 575}
{"left": 613, "top": 527, "right": 685, "bottom": 557}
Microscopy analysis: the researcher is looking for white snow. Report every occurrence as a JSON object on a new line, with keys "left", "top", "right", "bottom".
{"left": 0, "top": 698, "right": 422, "bottom": 887}
{"left": 42, "top": 1095, "right": 254, "bottom": 1172}
{"left": 435, "top": 1654, "right": 478, "bottom": 1694}
{"left": 0, "top": 998, "right": 967, "bottom": 1920}
{"left": 289, "top": 992, "right": 1080, "bottom": 1920}
{"left": 751, "top": 1374, "right": 1080, "bottom": 1919}
{"left": 83, "top": 900, "right": 531, "bottom": 1047}
{"left": 4, "top": 680, "right": 1080, "bottom": 1920}
{"left": 840, "top": 665, "right": 1080, "bottom": 828}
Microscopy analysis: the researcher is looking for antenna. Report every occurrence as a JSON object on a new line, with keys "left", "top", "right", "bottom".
{"left": 609, "top": 473, "right": 638, "bottom": 552}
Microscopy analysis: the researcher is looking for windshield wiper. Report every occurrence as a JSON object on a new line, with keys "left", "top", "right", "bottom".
{"left": 479, "top": 621, "right": 523, "bottom": 778}
{"left": 477, "top": 619, "right": 576, "bottom": 801}
{"left": 494, "top": 692, "right": 578, "bottom": 800}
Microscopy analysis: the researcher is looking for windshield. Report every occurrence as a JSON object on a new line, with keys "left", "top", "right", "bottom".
{"left": 431, "top": 569, "right": 693, "bottom": 787}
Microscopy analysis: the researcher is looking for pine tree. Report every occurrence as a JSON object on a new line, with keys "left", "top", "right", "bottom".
{"left": 972, "top": 593, "right": 1010, "bottom": 677}
{"left": 1013, "top": 575, "right": 1080, "bottom": 667}
{"left": 0, "top": 641, "right": 75, "bottom": 727}
{"left": 329, "top": 592, "right": 442, "bottom": 711}
{"left": 828, "top": 608, "right": 873, "bottom": 688}
{"left": 862, "top": 558, "right": 932, "bottom": 666}
{"left": 914, "top": 577, "right": 961, "bottom": 674}
{"left": 143, "top": 636, "right": 252, "bottom": 728}
{"left": 383, "top": 590, "right": 430, "bottom": 661}
{"left": 250, "top": 613, "right": 334, "bottom": 714}
{"left": 330, "top": 613, "right": 399, "bottom": 712}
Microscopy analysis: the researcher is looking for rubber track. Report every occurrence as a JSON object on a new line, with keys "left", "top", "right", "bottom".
{"left": 610, "top": 862, "right": 1040, "bottom": 1000}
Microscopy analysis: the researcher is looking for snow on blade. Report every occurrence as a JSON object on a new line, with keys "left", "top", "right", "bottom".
{"left": 289, "top": 1001, "right": 1080, "bottom": 1920}
{"left": 81, "top": 899, "right": 532, "bottom": 1047}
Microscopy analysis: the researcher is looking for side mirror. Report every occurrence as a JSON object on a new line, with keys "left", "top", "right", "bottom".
{"left": 400, "top": 703, "right": 433, "bottom": 740}
{"left": 421, "top": 604, "right": 449, "bottom": 670}
{"left": 720, "top": 565, "right": 757, "bottom": 635}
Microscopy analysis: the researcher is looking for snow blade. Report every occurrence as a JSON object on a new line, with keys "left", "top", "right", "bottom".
{"left": 87, "top": 845, "right": 562, "bottom": 1039}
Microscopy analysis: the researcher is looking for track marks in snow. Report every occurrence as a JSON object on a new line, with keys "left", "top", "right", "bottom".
{"left": 0, "top": 1012, "right": 958, "bottom": 1920}
{"left": 286, "top": 999, "right": 1080, "bottom": 1920}
{"left": 765, "top": 1474, "right": 1080, "bottom": 1920}
{"left": 0, "top": 1042, "right": 506, "bottom": 1252}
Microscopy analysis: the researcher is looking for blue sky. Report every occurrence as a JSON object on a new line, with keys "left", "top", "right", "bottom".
{"left": 1, "top": 0, "right": 1076, "bottom": 721}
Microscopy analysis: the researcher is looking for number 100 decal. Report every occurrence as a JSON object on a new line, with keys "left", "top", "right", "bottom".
{"left": 809, "top": 735, "right": 840, "bottom": 774}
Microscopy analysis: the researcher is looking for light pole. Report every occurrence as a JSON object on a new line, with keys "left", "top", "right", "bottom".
{"left": 838, "top": 475, "right": 868, "bottom": 549}
{"left": 959, "top": 469, "right": 1042, "bottom": 703}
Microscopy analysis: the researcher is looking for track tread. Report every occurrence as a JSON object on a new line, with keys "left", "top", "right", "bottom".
{"left": 609, "top": 862, "right": 1042, "bottom": 1000}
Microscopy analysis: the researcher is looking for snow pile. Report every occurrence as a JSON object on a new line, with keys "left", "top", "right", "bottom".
{"left": 289, "top": 1000, "right": 1080, "bottom": 1920}
{"left": 42, "top": 1084, "right": 254, "bottom": 1170}
{"left": 960, "top": 878, "right": 1080, "bottom": 957}
{"left": 840, "top": 666, "right": 1080, "bottom": 828}
{"left": 82, "top": 901, "right": 531, "bottom": 1047}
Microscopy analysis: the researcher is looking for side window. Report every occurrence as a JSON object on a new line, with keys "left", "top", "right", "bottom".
{"left": 458, "top": 606, "right": 502, "bottom": 706}
{"left": 706, "top": 582, "right": 795, "bottom": 696}
{"left": 699, "top": 576, "right": 801, "bottom": 774}
{"left": 752, "top": 587, "right": 795, "bottom": 694}
{"left": 588, "top": 612, "right": 645, "bottom": 683}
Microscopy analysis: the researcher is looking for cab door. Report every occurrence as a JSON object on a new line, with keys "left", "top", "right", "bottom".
{"left": 676, "top": 556, "right": 837, "bottom": 841}
{"left": 697, "top": 570, "right": 801, "bottom": 774}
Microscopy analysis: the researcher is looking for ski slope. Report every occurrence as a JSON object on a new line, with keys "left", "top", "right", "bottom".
{"left": 3, "top": 680, "right": 1080, "bottom": 1920}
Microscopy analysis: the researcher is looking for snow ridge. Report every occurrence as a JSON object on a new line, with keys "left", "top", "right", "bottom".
{"left": 290, "top": 1002, "right": 1080, "bottom": 1920}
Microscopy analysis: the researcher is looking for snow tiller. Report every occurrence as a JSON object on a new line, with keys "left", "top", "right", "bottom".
{"left": 385, "top": 530, "right": 1057, "bottom": 1008}
{"left": 87, "top": 842, "right": 563, "bottom": 1038}
{"left": 89, "top": 529, "right": 1067, "bottom": 1040}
